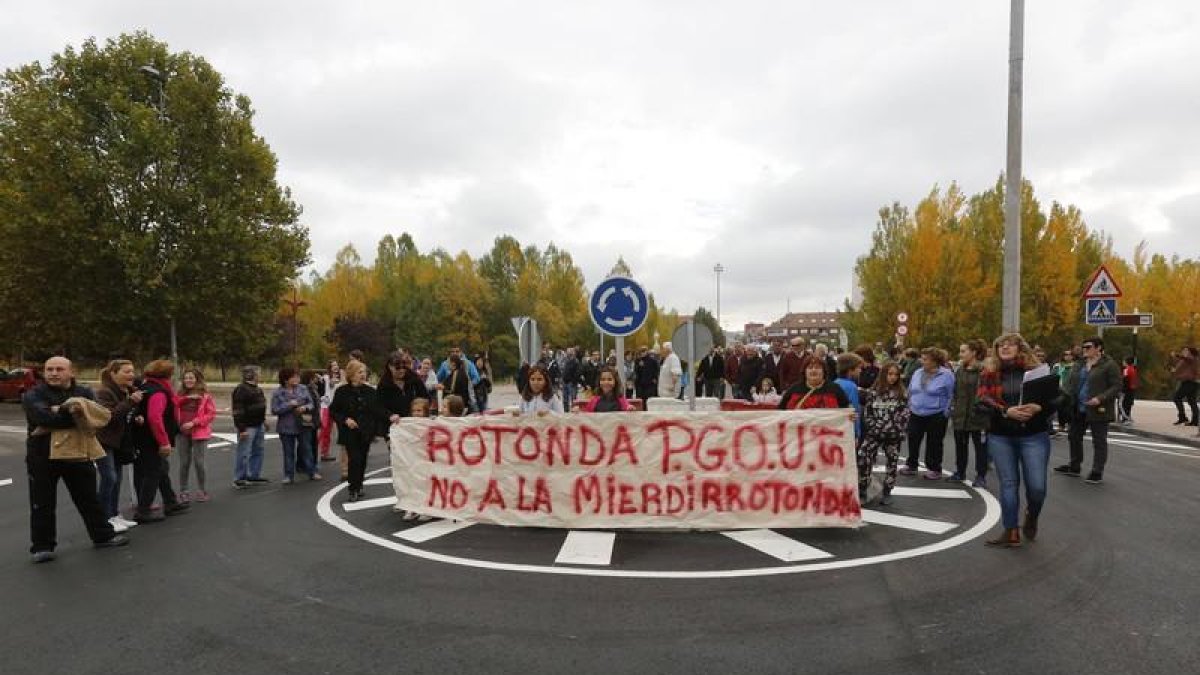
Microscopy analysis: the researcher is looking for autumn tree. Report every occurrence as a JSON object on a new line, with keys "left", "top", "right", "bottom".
{"left": 843, "top": 175, "right": 1198, "bottom": 397}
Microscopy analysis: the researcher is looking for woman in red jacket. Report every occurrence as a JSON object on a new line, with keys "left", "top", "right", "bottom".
{"left": 132, "top": 360, "right": 190, "bottom": 522}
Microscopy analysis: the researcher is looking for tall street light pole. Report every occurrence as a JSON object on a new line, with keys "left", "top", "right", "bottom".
{"left": 1002, "top": 0, "right": 1025, "bottom": 333}
{"left": 713, "top": 263, "right": 724, "bottom": 328}
{"left": 139, "top": 64, "right": 180, "bottom": 377}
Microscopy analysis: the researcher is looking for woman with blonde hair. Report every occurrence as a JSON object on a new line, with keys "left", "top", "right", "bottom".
{"left": 329, "top": 360, "right": 389, "bottom": 502}
{"left": 95, "top": 360, "right": 144, "bottom": 532}
{"left": 977, "top": 333, "right": 1058, "bottom": 548}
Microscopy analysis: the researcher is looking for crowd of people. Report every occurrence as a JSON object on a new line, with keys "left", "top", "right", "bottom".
{"left": 20, "top": 335, "right": 1198, "bottom": 563}
{"left": 18, "top": 346, "right": 494, "bottom": 562}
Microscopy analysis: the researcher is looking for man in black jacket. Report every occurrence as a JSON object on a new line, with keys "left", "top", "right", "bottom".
{"left": 634, "top": 347, "right": 659, "bottom": 401}
{"left": 23, "top": 357, "right": 128, "bottom": 563}
{"left": 699, "top": 347, "right": 726, "bottom": 399}
{"left": 560, "top": 348, "right": 581, "bottom": 410}
{"left": 738, "top": 348, "right": 764, "bottom": 402}
{"left": 232, "top": 365, "right": 269, "bottom": 488}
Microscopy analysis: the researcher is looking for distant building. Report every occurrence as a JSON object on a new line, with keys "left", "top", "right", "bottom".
{"left": 764, "top": 312, "right": 847, "bottom": 350}
{"left": 743, "top": 322, "right": 765, "bottom": 341}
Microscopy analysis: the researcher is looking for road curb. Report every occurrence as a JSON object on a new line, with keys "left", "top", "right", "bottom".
{"left": 1122, "top": 426, "right": 1200, "bottom": 449}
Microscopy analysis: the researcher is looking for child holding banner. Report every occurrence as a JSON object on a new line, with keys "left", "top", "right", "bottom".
{"left": 581, "top": 367, "right": 632, "bottom": 412}
{"left": 517, "top": 364, "right": 564, "bottom": 416}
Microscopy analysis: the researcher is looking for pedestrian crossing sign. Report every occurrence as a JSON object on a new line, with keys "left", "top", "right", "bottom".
{"left": 1085, "top": 298, "right": 1117, "bottom": 325}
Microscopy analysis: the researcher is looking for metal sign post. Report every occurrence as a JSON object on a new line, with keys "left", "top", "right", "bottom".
{"left": 671, "top": 320, "right": 714, "bottom": 412}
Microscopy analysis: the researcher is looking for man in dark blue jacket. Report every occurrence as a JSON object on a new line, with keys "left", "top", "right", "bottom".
{"left": 23, "top": 357, "right": 129, "bottom": 563}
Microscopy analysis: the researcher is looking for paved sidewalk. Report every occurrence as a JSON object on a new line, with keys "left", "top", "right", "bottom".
{"left": 1121, "top": 399, "right": 1200, "bottom": 448}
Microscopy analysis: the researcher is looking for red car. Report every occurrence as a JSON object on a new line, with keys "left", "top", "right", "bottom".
{"left": 0, "top": 367, "right": 42, "bottom": 402}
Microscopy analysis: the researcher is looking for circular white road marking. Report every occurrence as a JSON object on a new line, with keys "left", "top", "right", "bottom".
{"left": 317, "top": 467, "right": 1001, "bottom": 579}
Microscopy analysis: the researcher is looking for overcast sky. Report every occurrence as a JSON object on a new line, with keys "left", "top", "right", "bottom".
{"left": 4, "top": 1, "right": 1198, "bottom": 330}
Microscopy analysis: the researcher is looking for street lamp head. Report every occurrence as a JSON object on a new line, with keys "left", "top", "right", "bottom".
{"left": 139, "top": 65, "right": 166, "bottom": 82}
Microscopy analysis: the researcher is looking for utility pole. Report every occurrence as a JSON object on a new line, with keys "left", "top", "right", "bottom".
{"left": 283, "top": 285, "right": 307, "bottom": 367}
{"left": 713, "top": 263, "right": 724, "bottom": 328}
{"left": 1002, "top": 0, "right": 1025, "bottom": 333}
{"left": 139, "top": 64, "right": 180, "bottom": 380}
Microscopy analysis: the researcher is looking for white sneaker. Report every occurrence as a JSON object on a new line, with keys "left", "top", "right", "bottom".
{"left": 117, "top": 516, "right": 139, "bottom": 528}
{"left": 109, "top": 517, "right": 130, "bottom": 533}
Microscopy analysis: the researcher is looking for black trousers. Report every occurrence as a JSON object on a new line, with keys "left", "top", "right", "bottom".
{"left": 345, "top": 438, "right": 372, "bottom": 492}
{"left": 906, "top": 413, "right": 948, "bottom": 472}
{"left": 133, "top": 448, "right": 177, "bottom": 513}
{"left": 953, "top": 429, "right": 987, "bottom": 477}
{"left": 1173, "top": 381, "right": 1198, "bottom": 423}
{"left": 1068, "top": 411, "right": 1109, "bottom": 475}
{"left": 26, "top": 450, "right": 116, "bottom": 553}
{"left": 704, "top": 378, "right": 724, "bottom": 398}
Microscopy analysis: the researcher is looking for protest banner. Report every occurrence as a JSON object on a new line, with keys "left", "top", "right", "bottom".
{"left": 390, "top": 409, "right": 861, "bottom": 529}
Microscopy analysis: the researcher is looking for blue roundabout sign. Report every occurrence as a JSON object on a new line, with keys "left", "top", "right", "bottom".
{"left": 589, "top": 276, "right": 648, "bottom": 337}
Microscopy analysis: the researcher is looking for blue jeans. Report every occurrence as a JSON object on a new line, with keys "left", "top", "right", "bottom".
{"left": 95, "top": 452, "right": 121, "bottom": 519}
{"left": 235, "top": 425, "right": 265, "bottom": 481}
{"left": 280, "top": 432, "right": 316, "bottom": 479}
{"left": 563, "top": 383, "right": 578, "bottom": 410}
{"left": 988, "top": 432, "right": 1050, "bottom": 529}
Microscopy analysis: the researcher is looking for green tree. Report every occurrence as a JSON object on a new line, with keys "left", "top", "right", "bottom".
{"left": 692, "top": 307, "right": 726, "bottom": 347}
{"left": 0, "top": 32, "right": 308, "bottom": 360}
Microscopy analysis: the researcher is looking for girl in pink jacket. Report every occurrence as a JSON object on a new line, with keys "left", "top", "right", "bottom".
{"left": 175, "top": 368, "right": 217, "bottom": 502}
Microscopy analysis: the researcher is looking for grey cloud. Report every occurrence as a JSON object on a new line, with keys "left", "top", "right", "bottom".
{"left": 1163, "top": 193, "right": 1200, "bottom": 232}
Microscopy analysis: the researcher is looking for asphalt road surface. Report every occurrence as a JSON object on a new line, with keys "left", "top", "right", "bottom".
{"left": 0, "top": 402, "right": 1197, "bottom": 675}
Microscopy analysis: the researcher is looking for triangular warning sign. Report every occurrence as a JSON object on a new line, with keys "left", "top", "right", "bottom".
{"left": 1090, "top": 301, "right": 1113, "bottom": 320}
{"left": 1082, "top": 265, "right": 1122, "bottom": 298}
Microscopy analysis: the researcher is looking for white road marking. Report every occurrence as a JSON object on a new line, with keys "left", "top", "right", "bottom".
{"left": 342, "top": 496, "right": 397, "bottom": 512}
{"left": 364, "top": 477, "right": 393, "bottom": 486}
{"left": 1109, "top": 441, "right": 1200, "bottom": 460}
{"left": 889, "top": 487, "right": 971, "bottom": 500}
{"left": 555, "top": 531, "right": 617, "bottom": 566}
{"left": 1108, "top": 438, "right": 1192, "bottom": 450}
{"left": 0, "top": 478, "right": 12, "bottom": 487}
{"left": 394, "top": 519, "right": 475, "bottom": 543}
{"left": 861, "top": 509, "right": 957, "bottom": 534}
{"left": 208, "top": 442, "right": 232, "bottom": 449}
{"left": 0, "top": 425, "right": 27, "bottom": 434}
{"left": 211, "top": 432, "right": 281, "bottom": 443}
{"left": 315, "top": 466, "right": 1002, "bottom": 579}
{"left": 722, "top": 529, "right": 833, "bottom": 562}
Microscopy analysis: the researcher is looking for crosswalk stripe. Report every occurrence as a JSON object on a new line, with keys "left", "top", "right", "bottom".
{"left": 1109, "top": 438, "right": 1191, "bottom": 450}
{"left": 861, "top": 509, "right": 957, "bottom": 534}
{"left": 343, "top": 496, "right": 397, "bottom": 512}
{"left": 722, "top": 529, "right": 833, "bottom": 562}
{"left": 364, "top": 477, "right": 393, "bottom": 486}
{"left": 0, "top": 478, "right": 12, "bottom": 487}
{"left": 555, "top": 531, "right": 617, "bottom": 566}
{"left": 393, "top": 519, "right": 475, "bottom": 543}
{"left": 890, "top": 487, "right": 971, "bottom": 500}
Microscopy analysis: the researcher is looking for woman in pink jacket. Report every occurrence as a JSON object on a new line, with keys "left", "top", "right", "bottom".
{"left": 175, "top": 368, "right": 217, "bottom": 502}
